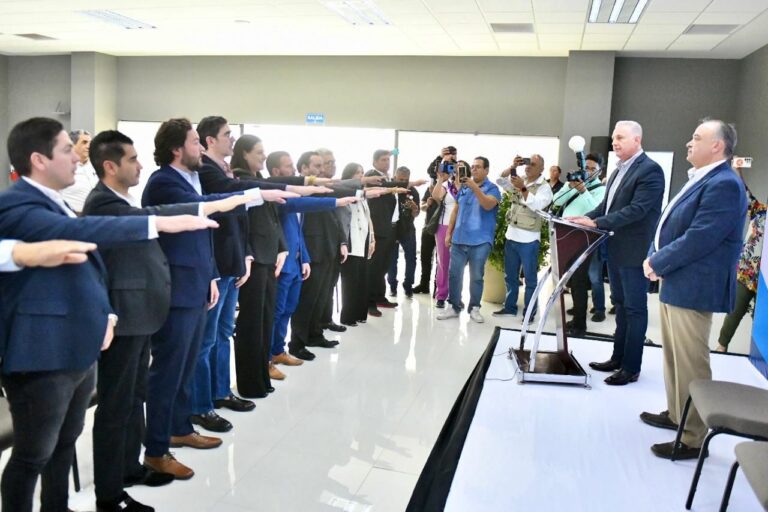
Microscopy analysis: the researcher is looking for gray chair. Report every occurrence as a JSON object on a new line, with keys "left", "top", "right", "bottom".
{"left": 719, "top": 441, "right": 768, "bottom": 511}
{"left": 672, "top": 380, "right": 768, "bottom": 509}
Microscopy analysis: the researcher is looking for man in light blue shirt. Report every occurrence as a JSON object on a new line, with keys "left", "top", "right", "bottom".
{"left": 438, "top": 157, "right": 501, "bottom": 323}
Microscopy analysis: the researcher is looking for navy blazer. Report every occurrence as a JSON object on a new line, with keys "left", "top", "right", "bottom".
{"left": 648, "top": 162, "right": 747, "bottom": 312}
{"left": 278, "top": 197, "right": 337, "bottom": 276}
{"left": 83, "top": 182, "right": 199, "bottom": 336}
{"left": 141, "top": 165, "right": 245, "bottom": 308}
{"left": 0, "top": 179, "right": 149, "bottom": 373}
{"left": 586, "top": 152, "right": 665, "bottom": 267}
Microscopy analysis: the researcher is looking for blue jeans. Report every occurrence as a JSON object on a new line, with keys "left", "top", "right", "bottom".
{"left": 448, "top": 243, "right": 492, "bottom": 312}
{"left": 191, "top": 276, "right": 239, "bottom": 415}
{"left": 503, "top": 239, "right": 540, "bottom": 315}
{"left": 607, "top": 263, "right": 649, "bottom": 374}
{"left": 387, "top": 230, "right": 417, "bottom": 293}
{"left": 588, "top": 251, "right": 606, "bottom": 312}
{"left": 272, "top": 272, "right": 303, "bottom": 356}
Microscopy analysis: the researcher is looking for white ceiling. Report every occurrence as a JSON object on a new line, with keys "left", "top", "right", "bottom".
{"left": 1, "top": 0, "right": 767, "bottom": 58}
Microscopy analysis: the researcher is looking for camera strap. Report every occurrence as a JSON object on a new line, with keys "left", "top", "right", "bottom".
{"left": 557, "top": 182, "right": 605, "bottom": 217}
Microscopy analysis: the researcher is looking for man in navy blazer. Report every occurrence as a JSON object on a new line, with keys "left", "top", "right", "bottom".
{"left": 140, "top": 118, "right": 295, "bottom": 480}
{"left": 0, "top": 117, "right": 216, "bottom": 512}
{"left": 641, "top": 119, "right": 748, "bottom": 459}
{"left": 570, "top": 120, "right": 665, "bottom": 385}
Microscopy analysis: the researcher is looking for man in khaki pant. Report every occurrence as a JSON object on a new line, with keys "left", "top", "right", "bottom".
{"left": 640, "top": 118, "right": 748, "bottom": 459}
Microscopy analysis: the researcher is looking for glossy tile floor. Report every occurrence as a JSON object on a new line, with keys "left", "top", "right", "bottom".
{"left": 2, "top": 270, "right": 755, "bottom": 512}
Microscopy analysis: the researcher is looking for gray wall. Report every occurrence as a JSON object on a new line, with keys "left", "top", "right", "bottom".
{"left": 560, "top": 51, "right": 615, "bottom": 170}
{"left": 737, "top": 45, "right": 768, "bottom": 202}
{"left": 611, "top": 57, "right": 740, "bottom": 193}
{"left": 117, "top": 56, "right": 567, "bottom": 137}
{"left": 71, "top": 53, "right": 118, "bottom": 134}
{"left": 7, "top": 55, "right": 71, "bottom": 135}
{"left": 0, "top": 56, "right": 8, "bottom": 188}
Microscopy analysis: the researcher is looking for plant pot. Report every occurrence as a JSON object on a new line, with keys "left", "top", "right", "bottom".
{"left": 482, "top": 261, "right": 506, "bottom": 304}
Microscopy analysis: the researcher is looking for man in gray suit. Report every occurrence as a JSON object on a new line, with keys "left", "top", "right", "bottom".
{"left": 83, "top": 130, "right": 249, "bottom": 512}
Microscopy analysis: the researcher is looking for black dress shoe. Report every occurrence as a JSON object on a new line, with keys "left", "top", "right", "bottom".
{"left": 289, "top": 347, "right": 316, "bottom": 361}
{"left": 405, "top": 289, "right": 413, "bottom": 298}
{"left": 651, "top": 441, "right": 708, "bottom": 460}
{"left": 267, "top": 386, "right": 275, "bottom": 393}
{"left": 190, "top": 411, "right": 232, "bottom": 433}
{"left": 341, "top": 321, "right": 358, "bottom": 327}
{"left": 367, "top": 307, "right": 382, "bottom": 317}
{"left": 591, "top": 311, "right": 606, "bottom": 322}
{"left": 412, "top": 285, "right": 429, "bottom": 294}
{"left": 213, "top": 394, "right": 255, "bottom": 412}
{"left": 608, "top": 306, "right": 616, "bottom": 314}
{"left": 305, "top": 337, "right": 339, "bottom": 348}
{"left": 566, "top": 307, "right": 575, "bottom": 315}
{"left": 358, "top": 319, "right": 367, "bottom": 323}
{"left": 604, "top": 369, "right": 639, "bottom": 385}
{"left": 640, "top": 410, "right": 678, "bottom": 431}
{"left": 589, "top": 359, "right": 621, "bottom": 372}
{"left": 377, "top": 299, "right": 398, "bottom": 308}
{"left": 97, "top": 492, "right": 154, "bottom": 512}
{"left": 322, "top": 322, "right": 347, "bottom": 333}
{"left": 124, "top": 466, "right": 174, "bottom": 488}
{"left": 565, "top": 320, "right": 587, "bottom": 338}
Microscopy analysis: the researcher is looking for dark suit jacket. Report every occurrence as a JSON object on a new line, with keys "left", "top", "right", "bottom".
{"left": 278, "top": 197, "right": 338, "bottom": 275}
{"left": 0, "top": 179, "right": 149, "bottom": 373}
{"left": 83, "top": 182, "right": 199, "bottom": 336}
{"left": 648, "top": 162, "right": 747, "bottom": 312}
{"left": 141, "top": 165, "right": 245, "bottom": 308}
{"left": 365, "top": 170, "right": 397, "bottom": 240}
{"left": 234, "top": 169, "right": 288, "bottom": 266}
{"left": 586, "top": 152, "right": 664, "bottom": 267}
{"left": 199, "top": 155, "right": 259, "bottom": 277}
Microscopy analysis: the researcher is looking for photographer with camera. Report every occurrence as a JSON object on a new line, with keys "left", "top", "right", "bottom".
{"left": 387, "top": 166, "right": 420, "bottom": 298}
{"left": 429, "top": 147, "right": 462, "bottom": 308}
{"left": 436, "top": 157, "right": 501, "bottom": 323}
{"left": 551, "top": 153, "right": 607, "bottom": 336}
{"left": 493, "top": 154, "right": 553, "bottom": 318}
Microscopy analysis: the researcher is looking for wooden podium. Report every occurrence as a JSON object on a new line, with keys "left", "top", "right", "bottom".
{"left": 508, "top": 211, "right": 612, "bottom": 387}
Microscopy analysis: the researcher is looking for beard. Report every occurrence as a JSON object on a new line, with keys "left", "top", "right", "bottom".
{"left": 182, "top": 151, "right": 202, "bottom": 171}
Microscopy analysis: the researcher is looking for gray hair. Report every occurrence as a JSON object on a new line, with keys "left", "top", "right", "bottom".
{"left": 700, "top": 117, "right": 738, "bottom": 159}
{"left": 614, "top": 120, "right": 643, "bottom": 138}
{"left": 316, "top": 147, "right": 333, "bottom": 158}
{"left": 69, "top": 129, "right": 91, "bottom": 144}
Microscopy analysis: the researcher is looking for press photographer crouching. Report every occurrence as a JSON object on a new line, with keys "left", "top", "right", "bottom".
{"left": 551, "top": 153, "right": 607, "bottom": 337}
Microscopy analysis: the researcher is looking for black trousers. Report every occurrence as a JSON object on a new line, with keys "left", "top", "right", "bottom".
{"left": 93, "top": 334, "right": 150, "bottom": 502}
{"left": 418, "top": 227, "right": 436, "bottom": 290}
{"left": 368, "top": 234, "right": 396, "bottom": 306}
{"left": 568, "top": 253, "right": 593, "bottom": 330}
{"left": 290, "top": 259, "right": 334, "bottom": 352}
{"left": 340, "top": 255, "right": 370, "bottom": 324}
{"left": 322, "top": 259, "right": 341, "bottom": 325}
{"left": 234, "top": 263, "right": 275, "bottom": 398}
{"left": 1, "top": 366, "right": 96, "bottom": 512}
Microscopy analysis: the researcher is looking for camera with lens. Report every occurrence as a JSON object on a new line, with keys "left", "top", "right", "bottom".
{"left": 566, "top": 169, "right": 589, "bottom": 182}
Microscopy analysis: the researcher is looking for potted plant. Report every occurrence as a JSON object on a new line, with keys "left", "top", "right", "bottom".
{"left": 483, "top": 192, "right": 550, "bottom": 303}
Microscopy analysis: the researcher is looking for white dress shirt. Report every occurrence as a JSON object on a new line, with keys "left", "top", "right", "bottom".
{"left": 0, "top": 239, "right": 22, "bottom": 272}
{"left": 171, "top": 165, "right": 263, "bottom": 207}
{"left": 653, "top": 159, "right": 726, "bottom": 250}
{"left": 60, "top": 161, "right": 99, "bottom": 213}
{"left": 605, "top": 148, "right": 644, "bottom": 213}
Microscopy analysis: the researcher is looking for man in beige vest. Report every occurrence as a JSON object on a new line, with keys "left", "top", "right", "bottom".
{"left": 493, "top": 154, "right": 553, "bottom": 318}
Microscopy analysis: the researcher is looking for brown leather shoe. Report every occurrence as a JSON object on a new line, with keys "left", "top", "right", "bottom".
{"left": 269, "top": 362, "right": 286, "bottom": 380}
{"left": 273, "top": 352, "right": 303, "bottom": 366}
{"left": 169, "top": 431, "right": 222, "bottom": 450}
{"left": 144, "top": 453, "right": 193, "bottom": 480}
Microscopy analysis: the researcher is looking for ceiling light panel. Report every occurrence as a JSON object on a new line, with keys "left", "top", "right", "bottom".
{"left": 588, "top": 0, "right": 648, "bottom": 24}
{"left": 79, "top": 10, "right": 156, "bottom": 29}
{"left": 322, "top": 0, "right": 391, "bottom": 26}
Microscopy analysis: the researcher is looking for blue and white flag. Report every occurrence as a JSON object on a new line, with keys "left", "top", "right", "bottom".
{"left": 750, "top": 235, "right": 768, "bottom": 379}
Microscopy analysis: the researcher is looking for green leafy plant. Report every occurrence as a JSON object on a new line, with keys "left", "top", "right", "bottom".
{"left": 488, "top": 192, "right": 551, "bottom": 272}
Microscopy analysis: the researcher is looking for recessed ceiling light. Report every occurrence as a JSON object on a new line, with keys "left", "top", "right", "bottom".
{"left": 684, "top": 24, "right": 739, "bottom": 35}
{"left": 14, "top": 33, "right": 56, "bottom": 41}
{"left": 79, "top": 10, "right": 156, "bottom": 30}
{"left": 323, "top": 0, "right": 391, "bottom": 26}
{"left": 491, "top": 23, "right": 534, "bottom": 34}
{"left": 588, "top": 0, "right": 647, "bottom": 24}
{"left": 234, "top": 19, "right": 250, "bottom": 24}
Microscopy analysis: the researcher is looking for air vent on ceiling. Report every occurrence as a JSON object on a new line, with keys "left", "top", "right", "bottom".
{"left": 588, "top": 0, "right": 648, "bottom": 24}
{"left": 15, "top": 33, "right": 56, "bottom": 41}
{"left": 79, "top": 10, "right": 156, "bottom": 30}
{"left": 490, "top": 23, "right": 534, "bottom": 34}
{"left": 684, "top": 24, "right": 739, "bottom": 35}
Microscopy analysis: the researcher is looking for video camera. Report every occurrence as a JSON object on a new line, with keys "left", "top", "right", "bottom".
{"left": 566, "top": 169, "right": 589, "bottom": 182}
{"left": 427, "top": 146, "right": 458, "bottom": 180}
